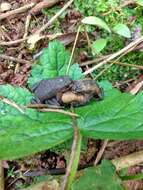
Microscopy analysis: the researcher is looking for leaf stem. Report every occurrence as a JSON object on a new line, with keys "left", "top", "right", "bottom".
{"left": 66, "top": 25, "right": 81, "bottom": 75}
{"left": 61, "top": 117, "right": 82, "bottom": 190}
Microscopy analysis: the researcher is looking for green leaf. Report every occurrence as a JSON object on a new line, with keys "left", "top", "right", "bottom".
{"left": 69, "top": 64, "right": 84, "bottom": 80}
{"left": 0, "top": 84, "right": 33, "bottom": 115}
{"left": 0, "top": 112, "right": 73, "bottom": 160}
{"left": 92, "top": 38, "right": 107, "bottom": 54}
{"left": 72, "top": 160, "right": 124, "bottom": 190}
{"left": 0, "top": 84, "right": 32, "bottom": 105}
{"left": 113, "top": 24, "right": 131, "bottom": 38}
{"left": 28, "top": 40, "right": 83, "bottom": 87}
{"left": 81, "top": 16, "right": 111, "bottom": 33}
{"left": 2, "top": 81, "right": 143, "bottom": 160}
{"left": 77, "top": 89, "right": 143, "bottom": 140}
{"left": 136, "top": 0, "right": 143, "bottom": 6}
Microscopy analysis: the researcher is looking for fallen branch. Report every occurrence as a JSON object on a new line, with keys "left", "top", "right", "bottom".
{"left": 0, "top": 54, "right": 32, "bottom": 64}
{"left": 0, "top": 3, "right": 35, "bottom": 20}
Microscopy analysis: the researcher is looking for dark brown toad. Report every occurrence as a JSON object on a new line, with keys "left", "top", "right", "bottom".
{"left": 31, "top": 77, "right": 103, "bottom": 107}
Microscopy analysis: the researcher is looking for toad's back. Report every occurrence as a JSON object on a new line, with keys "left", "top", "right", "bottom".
{"left": 32, "top": 76, "right": 72, "bottom": 103}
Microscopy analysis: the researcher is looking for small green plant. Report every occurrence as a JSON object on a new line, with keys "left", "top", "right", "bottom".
{"left": 75, "top": 0, "right": 143, "bottom": 82}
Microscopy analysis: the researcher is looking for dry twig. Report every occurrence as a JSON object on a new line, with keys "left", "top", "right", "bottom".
{"left": 0, "top": 96, "right": 25, "bottom": 114}
{"left": 35, "top": 0, "right": 74, "bottom": 34}
{"left": 30, "top": 0, "right": 60, "bottom": 14}
{"left": 0, "top": 54, "right": 32, "bottom": 65}
{"left": 39, "top": 108, "right": 78, "bottom": 117}
{"left": 0, "top": 3, "right": 35, "bottom": 20}
{"left": 94, "top": 140, "right": 109, "bottom": 165}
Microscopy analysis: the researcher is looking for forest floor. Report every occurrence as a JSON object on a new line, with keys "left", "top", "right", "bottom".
{"left": 1, "top": 0, "right": 143, "bottom": 189}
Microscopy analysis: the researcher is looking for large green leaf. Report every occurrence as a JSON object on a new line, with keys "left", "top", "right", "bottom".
{"left": 28, "top": 40, "right": 83, "bottom": 87}
{"left": 72, "top": 160, "right": 124, "bottom": 190}
{"left": 1, "top": 81, "right": 143, "bottom": 159}
{"left": 77, "top": 89, "right": 143, "bottom": 140}
{"left": 0, "top": 84, "right": 73, "bottom": 160}
{"left": 0, "top": 112, "right": 73, "bottom": 160}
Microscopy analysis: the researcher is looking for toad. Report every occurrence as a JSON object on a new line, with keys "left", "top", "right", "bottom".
{"left": 31, "top": 76, "right": 103, "bottom": 107}
{"left": 31, "top": 76, "right": 73, "bottom": 106}
{"left": 60, "top": 79, "right": 103, "bottom": 107}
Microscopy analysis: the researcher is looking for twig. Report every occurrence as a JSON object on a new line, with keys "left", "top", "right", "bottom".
{"left": 30, "top": 0, "right": 61, "bottom": 14}
{"left": 119, "top": 0, "right": 135, "bottom": 8}
{"left": 23, "top": 14, "right": 32, "bottom": 39}
{"left": 80, "top": 55, "right": 115, "bottom": 66}
{"left": 66, "top": 25, "right": 81, "bottom": 74}
{"left": 23, "top": 0, "right": 61, "bottom": 38}
{"left": 0, "top": 54, "right": 32, "bottom": 64}
{"left": 35, "top": 0, "right": 74, "bottom": 34}
{"left": 0, "top": 161, "right": 4, "bottom": 190}
{"left": 83, "top": 36, "right": 143, "bottom": 75}
{"left": 27, "top": 103, "right": 63, "bottom": 109}
{"left": 61, "top": 116, "right": 82, "bottom": 190}
{"left": 0, "top": 38, "right": 27, "bottom": 46}
{"left": 0, "top": 96, "right": 25, "bottom": 114}
{"left": 0, "top": 3, "right": 35, "bottom": 20}
{"left": 112, "top": 150, "right": 143, "bottom": 171}
{"left": 39, "top": 108, "right": 79, "bottom": 117}
{"left": 128, "top": 80, "right": 143, "bottom": 95}
{"left": 0, "top": 33, "right": 62, "bottom": 46}
{"left": 94, "top": 140, "right": 109, "bottom": 165}
{"left": 114, "top": 61, "right": 143, "bottom": 70}
{"left": 94, "top": 63, "right": 114, "bottom": 79}
{"left": 84, "top": 26, "right": 92, "bottom": 49}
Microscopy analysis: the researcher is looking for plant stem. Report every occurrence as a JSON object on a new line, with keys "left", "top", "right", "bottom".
{"left": 66, "top": 25, "right": 81, "bottom": 75}
{"left": 0, "top": 161, "right": 4, "bottom": 190}
{"left": 61, "top": 117, "right": 82, "bottom": 190}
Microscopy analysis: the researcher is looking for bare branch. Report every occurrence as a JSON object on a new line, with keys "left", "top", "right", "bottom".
{"left": 0, "top": 3, "right": 35, "bottom": 20}
{"left": 0, "top": 54, "right": 32, "bottom": 64}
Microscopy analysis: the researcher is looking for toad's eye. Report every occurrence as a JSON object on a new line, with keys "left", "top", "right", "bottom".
{"left": 73, "top": 84, "right": 81, "bottom": 91}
